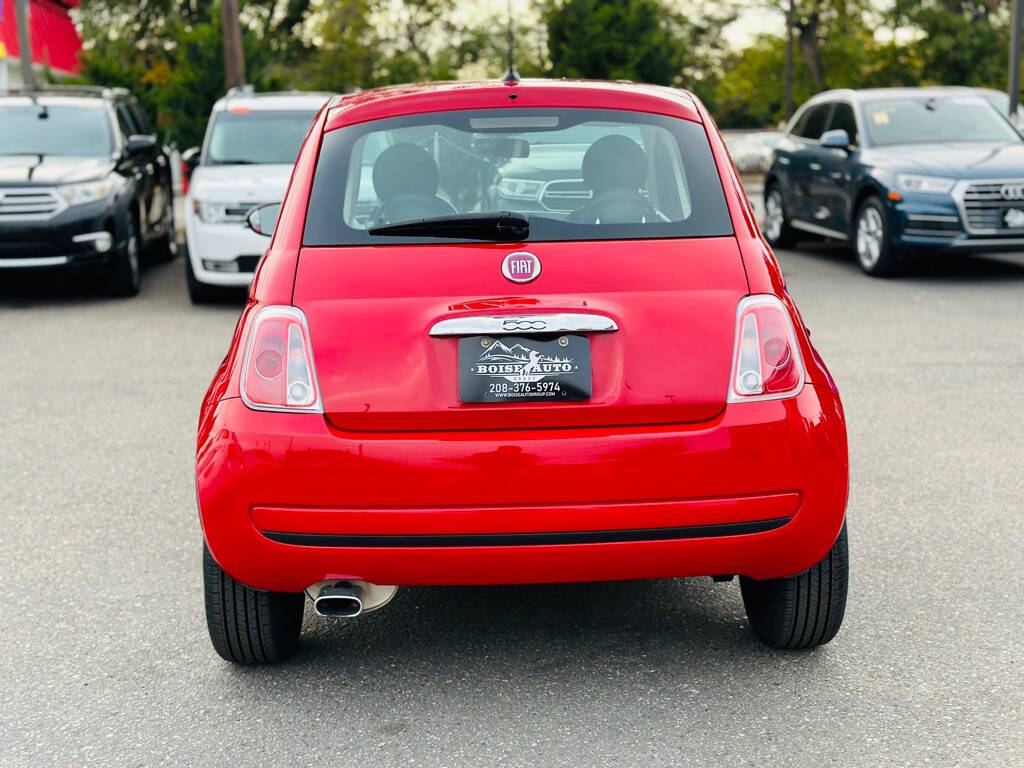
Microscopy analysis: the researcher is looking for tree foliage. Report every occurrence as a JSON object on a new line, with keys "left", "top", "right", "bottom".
{"left": 69, "top": 0, "right": 1024, "bottom": 139}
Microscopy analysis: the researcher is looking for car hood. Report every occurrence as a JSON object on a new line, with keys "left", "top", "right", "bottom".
{"left": 864, "top": 142, "right": 1024, "bottom": 179}
{"left": 0, "top": 155, "right": 114, "bottom": 185}
{"left": 189, "top": 164, "right": 294, "bottom": 203}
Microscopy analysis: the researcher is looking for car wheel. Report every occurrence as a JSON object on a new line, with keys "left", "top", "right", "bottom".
{"left": 740, "top": 522, "right": 848, "bottom": 649}
{"left": 105, "top": 218, "right": 141, "bottom": 297}
{"left": 763, "top": 185, "right": 796, "bottom": 248}
{"left": 854, "top": 197, "right": 899, "bottom": 276}
{"left": 185, "top": 248, "right": 224, "bottom": 304}
{"left": 203, "top": 543, "right": 304, "bottom": 664}
{"left": 149, "top": 196, "right": 179, "bottom": 264}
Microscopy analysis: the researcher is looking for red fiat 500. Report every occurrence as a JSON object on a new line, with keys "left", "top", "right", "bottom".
{"left": 197, "top": 80, "right": 849, "bottom": 664}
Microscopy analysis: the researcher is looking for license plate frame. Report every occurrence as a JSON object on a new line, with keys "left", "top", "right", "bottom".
{"left": 458, "top": 334, "right": 592, "bottom": 403}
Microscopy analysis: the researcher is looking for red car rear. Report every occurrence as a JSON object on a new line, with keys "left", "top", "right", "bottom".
{"left": 197, "top": 80, "right": 849, "bottom": 664}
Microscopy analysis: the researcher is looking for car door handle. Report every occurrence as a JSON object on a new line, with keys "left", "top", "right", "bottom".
{"left": 809, "top": 162, "right": 822, "bottom": 171}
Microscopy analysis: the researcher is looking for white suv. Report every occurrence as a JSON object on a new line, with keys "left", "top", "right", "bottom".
{"left": 183, "top": 89, "right": 332, "bottom": 303}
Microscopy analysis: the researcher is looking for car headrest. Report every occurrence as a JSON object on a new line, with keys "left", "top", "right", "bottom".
{"left": 372, "top": 143, "right": 440, "bottom": 201}
{"left": 581, "top": 135, "right": 647, "bottom": 192}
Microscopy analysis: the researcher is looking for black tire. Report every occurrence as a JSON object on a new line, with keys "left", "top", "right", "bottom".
{"left": 740, "top": 522, "right": 848, "bottom": 649}
{"left": 763, "top": 183, "right": 797, "bottom": 249}
{"left": 203, "top": 543, "right": 304, "bottom": 664}
{"left": 105, "top": 217, "right": 141, "bottom": 297}
{"left": 148, "top": 195, "right": 178, "bottom": 264}
{"left": 185, "top": 249, "right": 224, "bottom": 304}
{"left": 853, "top": 196, "right": 900, "bottom": 277}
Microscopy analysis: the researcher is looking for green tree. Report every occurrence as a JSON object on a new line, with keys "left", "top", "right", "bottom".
{"left": 74, "top": 0, "right": 316, "bottom": 147}
{"left": 543, "top": 0, "right": 719, "bottom": 87}
{"left": 906, "top": 1, "right": 1007, "bottom": 88}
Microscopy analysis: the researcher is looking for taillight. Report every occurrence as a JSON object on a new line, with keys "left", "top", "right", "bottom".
{"left": 240, "top": 306, "right": 322, "bottom": 413}
{"left": 728, "top": 295, "right": 805, "bottom": 402}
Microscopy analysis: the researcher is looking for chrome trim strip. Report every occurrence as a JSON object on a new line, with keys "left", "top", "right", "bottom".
{"left": 791, "top": 219, "right": 848, "bottom": 240}
{"left": 906, "top": 214, "right": 959, "bottom": 223}
{"left": 903, "top": 229, "right": 960, "bottom": 238}
{"left": 948, "top": 237, "right": 1024, "bottom": 248}
{"left": 0, "top": 256, "right": 69, "bottom": 268}
{"left": 430, "top": 313, "right": 618, "bottom": 337}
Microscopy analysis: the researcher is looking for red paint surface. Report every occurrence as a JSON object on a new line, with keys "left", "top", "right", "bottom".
{"left": 1, "top": 0, "right": 82, "bottom": 75}
{"left": 197, "top": 80, "right": 849, "bottom": 591}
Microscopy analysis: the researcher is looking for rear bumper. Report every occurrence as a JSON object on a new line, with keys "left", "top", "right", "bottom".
{"left": 197, "top": 384, "right": 848, "bottom": 591}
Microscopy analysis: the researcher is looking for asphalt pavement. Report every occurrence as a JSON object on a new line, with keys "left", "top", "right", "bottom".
{"left": 1, "top": 244, "right": 1022, "bottom": 767}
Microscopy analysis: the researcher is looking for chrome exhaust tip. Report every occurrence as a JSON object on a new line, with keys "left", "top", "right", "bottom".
{"left": 313, "top": 582, "right": 364, "bottom": 618}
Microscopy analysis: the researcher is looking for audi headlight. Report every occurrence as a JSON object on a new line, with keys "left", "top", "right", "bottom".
{"left": 58, "top": 176, "right": 124, "bottom": 207}
{"left": 497, "top": 178, "right": 544, "bottom": 200}
{"left": 895, "top": 174, "right": 956, "bottom": 194}
{"left": 193, "top": 200, "right": 229, "bottom": 224}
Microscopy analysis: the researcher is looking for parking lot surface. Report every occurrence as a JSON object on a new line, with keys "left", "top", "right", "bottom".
{"left": 1, "top": 246, "right": 1022, "bottom": 766}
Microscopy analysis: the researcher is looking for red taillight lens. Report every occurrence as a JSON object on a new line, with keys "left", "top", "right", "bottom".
{"left": 241, "top": 306, "right": 322, "bottom": 412}
{"left": 729, "top": 295, "right": 805, "bottom": 402}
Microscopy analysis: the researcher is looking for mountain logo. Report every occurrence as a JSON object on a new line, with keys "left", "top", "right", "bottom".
{"left": 472, "top": 340, "right": 575, "bottom": 383}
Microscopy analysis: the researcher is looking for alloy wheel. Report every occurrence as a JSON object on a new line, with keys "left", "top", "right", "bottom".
{"left": 856, "top": 206, "right": 884, "bottom": 270}
{"left": 765, "top": 190, "right": 785, "bottom": 242}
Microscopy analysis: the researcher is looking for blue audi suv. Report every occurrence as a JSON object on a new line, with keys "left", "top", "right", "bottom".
{"left": 764, "top": 87, "right": 1024, "bottom": 275}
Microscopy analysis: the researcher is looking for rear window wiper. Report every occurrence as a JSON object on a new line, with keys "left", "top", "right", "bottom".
{"left": 368, "top": 211, "right": 529, "bottom": 241}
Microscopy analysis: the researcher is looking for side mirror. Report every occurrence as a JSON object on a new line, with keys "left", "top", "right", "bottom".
{"left": 126, "top": 134, "right": 157, "bottom": 156}
{"left": 181, "top": 146, "right": 201, "bottom": 176}
{"left": 246, "top": 203, "right": 281, "bottom": 237}
{"left": 820, "top": 129, "right": 852, "bottom": 150}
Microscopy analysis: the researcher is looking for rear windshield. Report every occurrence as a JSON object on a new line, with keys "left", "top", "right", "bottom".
{"left": 861, "top": 96, "right": 1021, "bottom": 147}
{"left": 304, "top": 108, "right": 733, "bottom": 245}
{"left": 0, "top": 102, "right": 113, "bottom": 156}
{"left": 204, "top": 110, "right": 317, "bottom": 165}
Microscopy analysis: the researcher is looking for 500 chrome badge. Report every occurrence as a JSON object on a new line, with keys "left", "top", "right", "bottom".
{"left": 501, "top": 251, "right": 541, "bottom": 283}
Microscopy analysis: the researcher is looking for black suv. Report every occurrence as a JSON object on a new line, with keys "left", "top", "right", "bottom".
{"left": 0, "top": 86, "right": 176, "bottom": 296}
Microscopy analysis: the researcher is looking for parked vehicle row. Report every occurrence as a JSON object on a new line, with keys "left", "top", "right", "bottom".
{"left": 765, "top": 86, "right": 1024, "bottom": 275}
{"left": 0, "top": 84, "right": 332, "bottom": 300}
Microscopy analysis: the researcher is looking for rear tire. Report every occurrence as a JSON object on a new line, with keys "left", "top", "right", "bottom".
{"left": 105, "top": 218, "right": 141, "bottom": 297}
{"left": 854, "top": 196, "right": 900, "bottom": 276}
{"left": 740, "top": 522, "right": 848, "bottom": 649}
{"left": 763, "top": 184, "right": 797, "bottom": 248}
{"left": 203, "top": 543, "right": 304, "bottom": 664}
{"left": 185, "top": 249, "right": 224, "bottom": 304}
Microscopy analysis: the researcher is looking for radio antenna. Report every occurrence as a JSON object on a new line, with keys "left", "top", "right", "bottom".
{"left": 502, "top": 0, "right": 520, "bottom": 84}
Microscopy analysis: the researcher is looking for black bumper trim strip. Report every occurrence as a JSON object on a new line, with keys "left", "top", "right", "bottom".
{"left": 261, "top": 517, "right": 791, "bottom": 548}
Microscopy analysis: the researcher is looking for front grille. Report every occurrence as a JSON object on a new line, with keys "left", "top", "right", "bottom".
{"left": 540, "top": 179, "right": 592, "bottom": 212}
{"left": 957, "top": 181, "right": 1024, "bottom": 235}
{"left": 0, "top": 188, "right": 65, "bottom": 220}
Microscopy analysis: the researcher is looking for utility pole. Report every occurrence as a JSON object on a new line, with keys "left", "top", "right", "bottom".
{"left": 783, "top": 0, "right": 795, "bottom": 121}
{"left": 221, "top": 0, "right": 246, "bottom": 90}
{"left": 15, "top": 0, "right": 35, "bottom": 92}
{"left": 1010, "top": 0, "right": 1023, "bottom": 122}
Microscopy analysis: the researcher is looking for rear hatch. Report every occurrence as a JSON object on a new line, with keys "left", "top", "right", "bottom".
{"left": 294, "top": 237, "right": 748, "bottom": 432}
